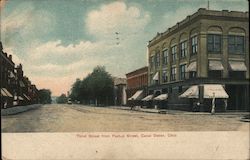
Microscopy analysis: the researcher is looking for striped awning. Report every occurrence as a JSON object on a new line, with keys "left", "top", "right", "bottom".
{"left": 23, "top": 94, "right": 31, "bottom": 100}
{"left": 1, "top": 89, "right": 8, "bottom": 97}
{"left": 1, "top": 88, "right": 13, "bottom": 97}
{"left": 142, "top": 94, "right": 154, "bottom": 101}
{"left": 209, "top": 61, "right": 224, "bottom": 70}
{"left": 128, "top": 90, "right": 144, "bottom": 100}
{"left": 186, "top": 61, "right": 197, "bottom": 72}
{"left": 19, "top": 81, "right": 25, "bottom": 87}
{"left": 153, "top": 72, "right": 159, "bottom": 80}
{"left": 229, "top": 61, "right": 247, "bottom": 71}
{"left": 154, "top": 94, "right": 168, "bottom": 101}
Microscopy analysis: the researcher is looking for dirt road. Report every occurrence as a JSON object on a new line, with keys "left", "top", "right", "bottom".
{"left": 1, "top": 104, "right": 249, "bottom": 132}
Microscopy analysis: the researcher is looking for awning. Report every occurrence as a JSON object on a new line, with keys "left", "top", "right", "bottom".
{"left": 23, "top": 94, "right": 31, "bottom": 101}
{"left": 142, "top": 94, "right": 154, "bottom": 101}
{"left": 203, "top": 84, "right": 229, "bottom": 98}
{"left": 128, "top": 90, "right": 144, "bottom": 100}
{"left": 186, "top": 61, "right": 197, "bottom": 72}
{"left": 179, "top": 85, "right": 199, "bottom": 98}
{"left": 19, "top": 81, "right": 25, "bottom": 87}
{"left": 9, "top": 71, "right": 15, "bottom": 78}
{"left": 229, "top": 61, "right": 247, "bottom": 71}
{"left": 14, "top": 96, "right": 24, "bottom": 101}
{"left": 153, "top": 72, "right": 159, "bottom": 80}
{"left": 179, "top": 84, "right": 229, "bottom": 99}
{"left": 154, "top": 94, "right": 168, "bottom": 101}
{"left": 1, "top": 89, "right": 8, "bottom": 97}
{"left": 19, "top": 96, "right": 24, "bottom": 100}
{"left": 2, "top": 88, "right": 13, "bottom": 97}
{"left": 209, "top": 61, "right": 224, "bottom": 70}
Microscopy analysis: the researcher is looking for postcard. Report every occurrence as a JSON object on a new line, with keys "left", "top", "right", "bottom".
{"left": 1, "top": 0, "right": 249, "bottom": 159}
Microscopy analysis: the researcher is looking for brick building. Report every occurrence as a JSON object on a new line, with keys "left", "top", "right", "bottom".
{"left": 147, "top": 8, "right": 249, "bottom": 111}
{"left": 126, "top": 66, "right": 148, "bottom": 103}
{"left": 0, "top": 42, "right": 15, "bottom": 108}
{"left": 0, "top": 42, "right": 39, "bottom": 108}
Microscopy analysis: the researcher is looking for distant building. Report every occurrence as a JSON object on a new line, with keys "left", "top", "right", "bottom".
{"left": 126, "top": 66, "right": 148, "bottom": 103}
{"left": 147, "top": 8, "right": 249, "bottom": 111}
{"left": 113, "top": 77, "right": 127, "bottom": 106}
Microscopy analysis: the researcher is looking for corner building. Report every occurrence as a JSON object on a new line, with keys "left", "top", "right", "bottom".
{"left": 147, "top": 8, "right": 249, "bottom": 111}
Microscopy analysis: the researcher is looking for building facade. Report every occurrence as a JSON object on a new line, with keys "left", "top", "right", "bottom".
{"left": 0, "top": 42, "right": 38, "bottom": 108}
{"left": 147, "top": 8, "right": 249, "bottom": 111}
{"left": 113, "top": 77, "right": 127, "bottom": 106}
{"left": 0, "top": 42, "right": 15, "bottom": 108}
{"left": 126, "top": 66, "right": 148, "bottom": 102}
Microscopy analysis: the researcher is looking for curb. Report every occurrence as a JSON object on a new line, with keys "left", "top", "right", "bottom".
{"left": 110, "top": 107, "right": 250, "bottom": 116}
{"left": 1, "top": 104, "right": 42, "bottom": 116}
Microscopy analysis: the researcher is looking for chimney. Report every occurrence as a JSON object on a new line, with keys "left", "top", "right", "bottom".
{"left": 9, "top": 55, "right": 12, "bottom": 61}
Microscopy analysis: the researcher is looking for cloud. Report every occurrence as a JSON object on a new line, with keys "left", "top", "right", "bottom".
{"left": 3, "top": 47, "right": 23, "bottom": 64}
{"left": 86, "top": 1, "right": 150, "bottom": 38}
{"left": 29, "top": 40, "right": 106, "bottom": 63}
{"left": 1, "top": 2, "right": 55, "bottom": 48}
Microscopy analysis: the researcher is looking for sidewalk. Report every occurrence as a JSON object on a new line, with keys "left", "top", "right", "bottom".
{"left": 1, "top": 104, "right": 42, "bottom": 116}
{"left": 110, "top": 106, "right": 250, "bottom": 116}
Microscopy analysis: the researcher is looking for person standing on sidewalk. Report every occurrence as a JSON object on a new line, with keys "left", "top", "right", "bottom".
{"left": 211, "top": 93, "right": 215, "bottom": 115}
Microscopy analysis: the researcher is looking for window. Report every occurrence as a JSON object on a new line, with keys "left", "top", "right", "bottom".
{"left": 155, "top": 52, "right": 160, "bottom": 68}
{"left": 178, "top": 86, "right": 183, "bottom": 93}
{"left": 191, "top": 36, "right": 198, "bottom": 55}
{"left": 162, "top": 70, "right": 168, "bottom": 83}
{"left": 208, "top": 70, "right": 222, "bottom": 78}
{"left": 189, "top": 71, "right": 197, "bottom": 78}
{"left": 229, "top": 71, "right": 245, "bottom": 79}
{"left": 207, "top": 34, "right": 221, "bottom": 53}
{"left": 180, "top": 41, "right": 187, "bottom": 58}
{"left": 170, "top": 67, "right": 176, "bottom": 81}
{"left": 150, "top": 56, "right": 154, "bottom": 70}
{"left": 171, "top": 45, "right": 177, "bottom": 62}
{"left": 162, "top": 49, "right": 168, "bottom": 65}
{"left": 180, "top": 64, "right": 186, "bottom": 80}
{"left": 228, "top": 35, "right": 245, "bottom": 54}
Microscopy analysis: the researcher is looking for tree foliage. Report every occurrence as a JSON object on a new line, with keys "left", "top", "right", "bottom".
{"left": 56, "top": 94, "right": 68, "bottom": 104}
{"left": 69, "top": 66, "right": 114, "bottom": 106}
{"left": 38, "top": 89, "right": 52, "bottom": 104}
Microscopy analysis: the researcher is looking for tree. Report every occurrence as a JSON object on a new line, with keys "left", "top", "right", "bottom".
{"left": 56, "top": 94, "right": 68, "bottom": 104}
{"left": 38, "top": 89, "right": 52, "bottom": 104}
{"left": 69, "top": 66, "right": 114, "bottom": 106}
{"left": 70, "top": 78, "right": 81, "bottom": 101}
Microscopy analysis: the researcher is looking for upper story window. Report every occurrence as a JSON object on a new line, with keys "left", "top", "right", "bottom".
{"left": 171, "top": 45, "right": 177, "bottom": 62}
{"left": 162, "top": 70, "right": 168, "bottom": 83}
{"left": 179, "top": 64, "right": 187, "bottom": 80}
{"left": 170, "top": 67, "right": 176, "bottom": 81}
{"left": 155, "top": 52, "right": 160, "bottom": 68}
{"left": 150, "top": 56, "right": 154, "bottom": 70}
{"left": 191, "top": 36, "right": 198, "bottom": 55}
{"left": 228, "top": 35, "right": 245, "bottom": 54}
{"left": 180, "top": 41, "right": 187, "bottom": 58}
{"left": 162, "top": 49, "right": 168, "bottom": 66}
{"left": 207, "top": 34, "right": 221, "bottom": 53}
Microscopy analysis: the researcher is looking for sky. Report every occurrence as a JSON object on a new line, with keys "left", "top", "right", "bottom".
{"left": 0, "top": 0, "right": 248, "bottom": 96}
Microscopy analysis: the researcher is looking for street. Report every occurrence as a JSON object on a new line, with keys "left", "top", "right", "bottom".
{"left": 1, "top": 104, "right": 249, "bottom": 132}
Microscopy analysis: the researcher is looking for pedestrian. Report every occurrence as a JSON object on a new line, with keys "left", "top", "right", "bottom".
{"left": 224, "top": 99, "right": 228, "bottom": 111}
{"left": 130, "top": 98, "right": 134, "bottom": 110}
{"left": 211, "top": 93, "right": 215, "bottom": 115}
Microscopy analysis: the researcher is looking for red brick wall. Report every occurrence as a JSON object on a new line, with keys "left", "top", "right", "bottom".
{"left": 126, "top": 66, "right": 148, "bottom": 90}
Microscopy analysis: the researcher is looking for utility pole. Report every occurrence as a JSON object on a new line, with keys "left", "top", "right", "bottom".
{"left": 207, "top": 0, "right": 210, "bottom": 10}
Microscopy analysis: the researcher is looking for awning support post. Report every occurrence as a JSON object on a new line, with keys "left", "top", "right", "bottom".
{"left": 198, "top": 85, "right": 204, "bottom": 111}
